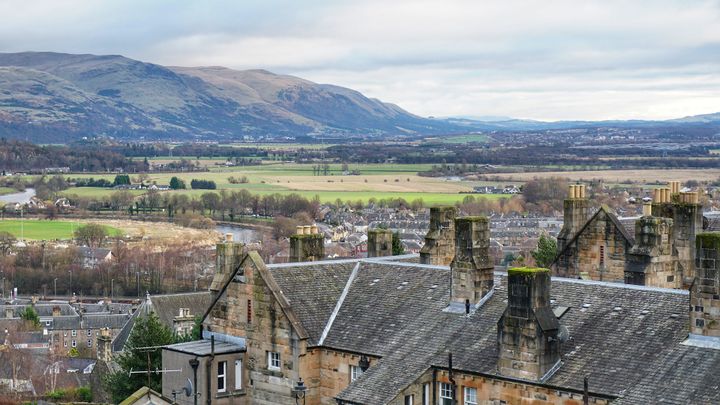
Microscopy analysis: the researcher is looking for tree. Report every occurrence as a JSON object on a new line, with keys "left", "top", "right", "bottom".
{"left": 0, "top": 231, "right": 16, "bottom": 255}
{"left": 113, "top": 174, "right": 131, "bottom": 186}
{"left": 74, "top": 223, "right": 108, "bottom": 248}
{"left": 392, "top": 231, "right": 405, "bottom": 255}
{"left": 19, "top": 306, "right": 40, "bottom": 328}
{"left": 104, "top": 313, "right": 175, "bottom": 403}
{"left": 169, "top": 176, "right": 186, "bottom": 190}
{"left": 531, "top": 234, "right": 557, "bottom": 268}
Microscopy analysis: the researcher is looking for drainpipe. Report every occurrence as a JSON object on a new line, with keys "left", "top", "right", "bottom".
{"left": 448, "top": 352, "right": 456, "bottom": 405}
{"left": 206, "top": 335, "right": 214, "bottom": 405}
{"left": 432, "top": 368, "right": 437, "bottom": 405}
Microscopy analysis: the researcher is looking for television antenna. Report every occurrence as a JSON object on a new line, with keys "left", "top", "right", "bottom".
{"left": 127, "top": 345, "right": 183, "bottom": 387}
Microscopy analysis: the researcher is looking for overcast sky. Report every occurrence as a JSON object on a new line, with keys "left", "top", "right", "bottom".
{"left": 1, "top": 0, "right": 719, "bottom": 120}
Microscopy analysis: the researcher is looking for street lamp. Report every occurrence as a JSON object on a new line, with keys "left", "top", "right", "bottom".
{"left": 293, "top": 378, "right": 307, "bottom": 405}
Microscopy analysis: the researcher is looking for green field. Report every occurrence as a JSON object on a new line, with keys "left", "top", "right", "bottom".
{"left": 432, "top": 134, "right": 490, "bottom": 144}
{"left": 0, "top": 220, "right": 122, "bottom": 240}
{"left": 42, "top": 162, "right": 513, "bottom": 205}
{"left": 0, "top": 187, "right": 16, "bottom": 196}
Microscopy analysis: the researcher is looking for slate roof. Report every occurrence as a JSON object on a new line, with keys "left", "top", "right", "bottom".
{"left": 112, "top": 292, "right": 212, "bottom": 352}
{"left": 252, "top": 255, "right": 719, "bottom": 405}
{"left": 164, "top": 339, "right": 244, "bottom": 356}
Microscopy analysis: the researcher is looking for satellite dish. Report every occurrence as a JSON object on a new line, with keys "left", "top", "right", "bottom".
{"left": 183, "top": 378, "right": 193, "bottom": 397}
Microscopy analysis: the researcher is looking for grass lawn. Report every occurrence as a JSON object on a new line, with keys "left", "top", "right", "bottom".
{"left": 60, "top": 188, "right": 147, "bottom": 198}
{"left": 0, "top": 220, "right": 122, "bottom": 240}
{"left": 0, "top": 187, "right": 17, "bottom": 196}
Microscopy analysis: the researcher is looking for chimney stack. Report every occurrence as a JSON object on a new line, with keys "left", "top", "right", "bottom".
{"left": 498, "top": 267, "right": 560, "bottom": 382}
{"left": 625, "top": 216, "right": 678, "bottom": 287}
{"left": 4, "top": 307, "right": 13, "bottom": 319}
{"left": 367, "top": 228, "right": 393, "bottom": 258}
{"left": 97, "top": 327, "right": 113, "bottom": 363}
{"left": 690, "top": 233, "right": 720, "bottom": 338}
{"left": 420, "top": 207, "right": 457, "bottom": 265}
{"left": 557, "top": 184, "right": 589, "bottom": 255}
{"left": 289, "top": 224, "right": 324, "bottom": 262}
{"left": 52, "top": 306, "right": 61, "bottom": 317}
{"left": 210, "top": 233, "right": 245, "bottom": 293}
{"left": 450, "top": 217, "right": 494, "bottom": 306}
{"left": 642, "top": 202, "right": 652, "bottom": 217}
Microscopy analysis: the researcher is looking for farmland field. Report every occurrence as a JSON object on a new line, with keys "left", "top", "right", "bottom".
{"left": 0, "top": 220, "right": 122, "bottom": 240}
{"left": 482, "top": 169, "right": 720, "bottom": 183}
{"left": 52, "top": 163, "right": 499, "bottom": 205}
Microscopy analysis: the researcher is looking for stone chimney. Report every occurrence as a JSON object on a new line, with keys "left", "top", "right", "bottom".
{"left": 420, "top": 207, "right": 457, "bottom": 265}
{"left": 652, "top": 185, "right": 703, "bottom": 285}
{"left": 450, "top": 217, "right": 494, "bottom": 306}
{"left": 97, "top": 327, "right": 113, "bottom": 363}
{"left": 367, "top": 228, "right": 393, "bottom": 258}
{"left": 289, "top": 224, "right": 324, "bottom": 263}
{"left": 690, "top": 233, "right": 720, "bottom": 338}
{"left": 210, "top": 233, "right": 245, "bottom": 293}
{"left": 625, "top": 216, "right": 678, "bottom": 287}
{"left": 497, "top": 267, "right": 560, "bottom": 382}
{"left": 4, "top": 307, "right": 13, "bottom": 319}
{"left": 52, "top": 306, "right": 61, "bottom": 317}
{"left": 557, "top": 184, "right": 589, "bottom": 254}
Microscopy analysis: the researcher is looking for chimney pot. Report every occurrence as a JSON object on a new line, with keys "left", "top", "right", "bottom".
{"left": 225, "top": 233, "right": 233, "bottom": 242}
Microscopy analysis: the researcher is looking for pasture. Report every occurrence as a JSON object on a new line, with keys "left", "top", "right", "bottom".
{"left": 0, "top": 220, "right": 122, "bottom": 240}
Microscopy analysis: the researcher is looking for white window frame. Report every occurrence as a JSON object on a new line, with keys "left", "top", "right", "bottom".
{"left": 63, "top": 341, "right": 67, "bottom": 348}
{"left": 439, "top": 383, "right": 453, "bottom": 404}
{"left": 71, "top": 330, "right": 77, "bottom": 337}
{"left": 405, "top": 394, "right": 414, "bottom": 405}
{"left": 217, "top": 361, "right": 227, "bottom": 393}
{"left": 71, "top": 339, "right": 76, "bottom": 348}
{"left": 350, "top": 365, "right": 363, "bottom": 381}
{"left": 464, "top": 387, "right": 477, "bottom": 405}
{"left": 234, "top": 359, "right": 242, "bottom": 390}
{"left": 87, "top": 330, "right": 92, "bottom": 337}
{"left": 86, "top": 339, "right": 92, "bottom": 347}
{"left": 423, "top": 383, "right": 430, "bottom": 405}
{"left": 267, "top": 352, "right": 280, "bottom": 371}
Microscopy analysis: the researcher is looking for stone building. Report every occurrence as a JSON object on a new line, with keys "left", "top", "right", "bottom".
{"left": 553, "top": 182, "right": 705, "bottom": 288}
{"left": 158, "top": 214, "right": 720, "bottom": 404}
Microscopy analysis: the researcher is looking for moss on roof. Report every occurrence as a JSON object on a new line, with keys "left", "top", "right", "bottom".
{"left": 508, "top": 267, "right": 550, "bottom": 276}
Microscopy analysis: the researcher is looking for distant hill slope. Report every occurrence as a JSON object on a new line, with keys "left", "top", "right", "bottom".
{"left": 0, "top": 52, "right": 458, "bottom": 142}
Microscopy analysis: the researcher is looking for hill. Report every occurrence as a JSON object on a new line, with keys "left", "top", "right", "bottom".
{"left": 0, "top": 52, "right": 458, "bottom": 142}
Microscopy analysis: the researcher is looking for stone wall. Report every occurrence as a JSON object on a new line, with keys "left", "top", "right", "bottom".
{"left": 554, "top": 209, "right": 629, "bottom": 282}
{"left": 205, "top": 253, "right": 306, "bottom": 404}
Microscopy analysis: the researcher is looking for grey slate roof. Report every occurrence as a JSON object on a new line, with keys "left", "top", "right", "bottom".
{"left": 255, "top": 256, "right": 718, "bottom": 405}
{"left": 112, "top": 292, "right": 212, "bottom": 352}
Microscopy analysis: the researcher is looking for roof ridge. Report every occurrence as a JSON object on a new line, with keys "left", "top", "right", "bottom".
{"left": 317, "top": 262, "right": 361, "bottom": 346}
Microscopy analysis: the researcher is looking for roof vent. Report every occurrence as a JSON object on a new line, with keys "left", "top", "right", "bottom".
{"left": 582, "top": 303, "right": 591, "bottom": 308}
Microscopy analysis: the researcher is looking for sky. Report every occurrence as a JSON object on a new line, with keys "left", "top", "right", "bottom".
{"left": 0, "top": 0, "right": 719, "bottom": 121}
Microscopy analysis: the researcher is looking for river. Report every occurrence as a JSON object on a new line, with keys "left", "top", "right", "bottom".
{"left": 0, "top": 188, "right": 36, "bottom": 204}
{"left": 215, "top": 224, "right": 260, "bottom": 244}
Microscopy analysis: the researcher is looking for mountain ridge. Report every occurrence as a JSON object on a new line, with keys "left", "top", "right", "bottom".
{"left": 0, "top": 51, "right": 458, "bottom": 142}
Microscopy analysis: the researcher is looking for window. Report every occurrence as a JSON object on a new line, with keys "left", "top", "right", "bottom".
{"left": 63, "top": 341, "right": 67, "bottom": 348}
{"left": 87, "top": 330, "right": 92, "bottom": 337}
{"left": 86, "top": 339, "right": 92, "bottom": 347}
{"left": 405, "top": 395, "right": 414, "bottom": 405}
{"left": 599, "top": 245, "right": 605, "bottom": 266}
{"left": 71, "top": 330, "right": 77, "bottom": 337}
{"left": 464, "top": 387, "right": 477, "bottom": 405}
{"left": 234, "top": 359, "right": 242, "bottom": 390}
{"left": 217, "top": 361, "right": 227, "bottom": 393}
{"left": 267, "top": 352, "right": 280, "bottom": 371}
{"left": 423, "top": 383, "right": 430, "bottom": 405}
{"left": 247, "top": 300, "right": 252, "bottom": 324}
{"left": 350, "top": 365, "right": 363, "bottom": 381}
{"left": 45, "top": 321, "right": 51, "bottom": 326}
{"left": 439, "top": 383, "right": 453, "bottom": 405}
{"left": 71, "top": 340, "right": 76, "bottom": 348}
{"left": 63, "top": 331, "right": 67, "bottom": 337}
